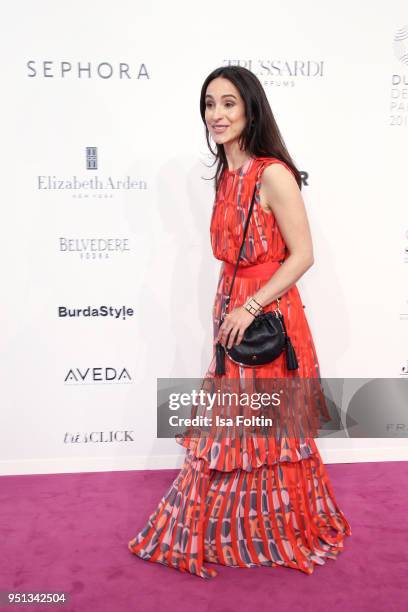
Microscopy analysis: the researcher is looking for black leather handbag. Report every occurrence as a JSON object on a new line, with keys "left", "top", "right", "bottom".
{"left": 214, "top": 183, "right": 299, "bottom": 374}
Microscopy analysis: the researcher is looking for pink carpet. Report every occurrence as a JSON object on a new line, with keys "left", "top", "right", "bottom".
{"left": 0, "top": 461, "right": 406, "bottom": 612}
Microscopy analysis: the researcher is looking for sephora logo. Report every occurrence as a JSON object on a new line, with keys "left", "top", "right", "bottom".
{"left": 27, "top": 60, "right": 150, "bottom": 79}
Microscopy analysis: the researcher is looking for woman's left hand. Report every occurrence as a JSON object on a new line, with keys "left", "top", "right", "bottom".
{"left": 216, "top": 306, "right": 256, "bottom": 349}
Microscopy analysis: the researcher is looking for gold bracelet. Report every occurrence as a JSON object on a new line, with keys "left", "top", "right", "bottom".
{"left": 243, "top": 296, "right": 263, "bottom": 317}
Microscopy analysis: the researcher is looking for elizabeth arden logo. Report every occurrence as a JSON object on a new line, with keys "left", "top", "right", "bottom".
{"left": 37, "top": 147, "right": 147, "bottom": 196}
{"left": 86, "top": 147, "right": 98, "bottom": 170}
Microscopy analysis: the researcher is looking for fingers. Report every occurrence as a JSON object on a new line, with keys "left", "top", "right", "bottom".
{"left": 234, "top": 330, "right": 245, "bottom": 346}
{"left": 217, "top": 309, "right": 252, "bottom": 348}
{"left": 226, "top": 327, "right": 239, "bottom": 350}
{"left": 217, "top": 324, "right": 243, "bottom": 349}
{"left": 217, "top": 325, "right": 232, "bottom": 346}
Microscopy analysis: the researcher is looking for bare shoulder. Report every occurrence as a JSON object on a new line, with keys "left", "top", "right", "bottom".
{"left": 259, "top": 161, "right": 302, "bottom": 214}
{"left": 260, "top": 162, "right": 298, "bottom": 193}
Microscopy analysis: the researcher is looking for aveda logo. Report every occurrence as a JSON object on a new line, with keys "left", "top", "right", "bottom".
{"left": 64, "top": 367, "right": 132, "bottom": 384}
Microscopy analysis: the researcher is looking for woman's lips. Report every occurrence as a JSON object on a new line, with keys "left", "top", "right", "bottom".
{"left": 213, "top": 125, "right": 228, "bottom": 133}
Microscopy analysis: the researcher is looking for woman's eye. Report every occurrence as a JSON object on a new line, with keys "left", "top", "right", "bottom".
{"left": 205, "top": 102, "right": 234, "bottom": 108}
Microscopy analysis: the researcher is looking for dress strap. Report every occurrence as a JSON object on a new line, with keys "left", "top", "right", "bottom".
{"left": 255, "top": 157, "right": 296, "bottom": 180}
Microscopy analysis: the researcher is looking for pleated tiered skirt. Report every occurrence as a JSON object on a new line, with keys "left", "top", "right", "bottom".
{"left": 128, "top": 438, "right": 351, "bottom": 579}
{"left": 128, "top": 262, "right": 351, "bottom": 578}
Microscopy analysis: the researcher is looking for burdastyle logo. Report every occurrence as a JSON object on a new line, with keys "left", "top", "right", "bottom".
{"left": 58, "top": 305, "right": 134, "bottom": 320}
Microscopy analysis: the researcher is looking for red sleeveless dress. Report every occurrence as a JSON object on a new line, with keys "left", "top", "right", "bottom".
{"left": 128, "top": 156, "right": 351, "bottom": 579}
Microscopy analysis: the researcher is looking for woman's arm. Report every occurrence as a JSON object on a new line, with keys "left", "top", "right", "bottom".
{"left": 252, "top": 162, "right": 314, "bottom": 308}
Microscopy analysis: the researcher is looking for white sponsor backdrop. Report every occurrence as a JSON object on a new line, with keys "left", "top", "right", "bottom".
{"left": 1, "top": 0, "right": 408, "bottom": 475}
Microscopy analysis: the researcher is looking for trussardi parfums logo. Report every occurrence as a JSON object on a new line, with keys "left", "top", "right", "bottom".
{"left": 37, "top": 147, "right": 147, "bottom": 196}
{"left": 26, "top": 60, "right": 150, "bottom": 79}
{"left": 64, "top": 367, "right": 132, "bottom": 384}
{"left": 222, "top": 59, "right": 325, "bottom": 88}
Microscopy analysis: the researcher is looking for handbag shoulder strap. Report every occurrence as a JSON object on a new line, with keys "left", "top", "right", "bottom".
{"left": 224, "top": 183, "right": 257, "bottom": 313}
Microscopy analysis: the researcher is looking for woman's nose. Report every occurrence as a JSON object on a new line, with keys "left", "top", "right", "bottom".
{"left": 212, "top": 106, "right": 225, "bottom": 121}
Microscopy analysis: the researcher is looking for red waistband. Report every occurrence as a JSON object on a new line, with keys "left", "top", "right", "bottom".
{"left": 223, "top": 259, "right": 283, "bottom": 279}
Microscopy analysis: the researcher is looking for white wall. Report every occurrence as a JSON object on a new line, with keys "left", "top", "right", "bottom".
{"left": 1, "top": 0, "right": 408, "bottom": 474}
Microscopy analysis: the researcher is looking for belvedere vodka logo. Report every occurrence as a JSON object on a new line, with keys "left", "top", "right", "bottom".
{"left": 59, "top": 237, "right": 131, "bottom": 260}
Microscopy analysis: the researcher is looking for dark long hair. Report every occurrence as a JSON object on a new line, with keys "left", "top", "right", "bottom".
{"left": 199, "top": 65, "right": 302, "bottom": 192}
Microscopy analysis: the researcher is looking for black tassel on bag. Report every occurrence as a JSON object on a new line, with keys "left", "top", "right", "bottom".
{"left": 215, "top": 341, "right": 225, "bottom": 375}
{"left": 285, "top": 336, "right": 299, "bottom": 370}
{"left": 279, "top": 313, "right": 299, "bottom": 370}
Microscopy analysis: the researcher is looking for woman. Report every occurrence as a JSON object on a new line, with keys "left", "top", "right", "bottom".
{"left": 128, "top": 65, "right": 351, "bottom": 579}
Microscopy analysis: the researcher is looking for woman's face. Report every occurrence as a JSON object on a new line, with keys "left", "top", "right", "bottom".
{"left": 204, "top": 77, "right": 247, "bottom": 147}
